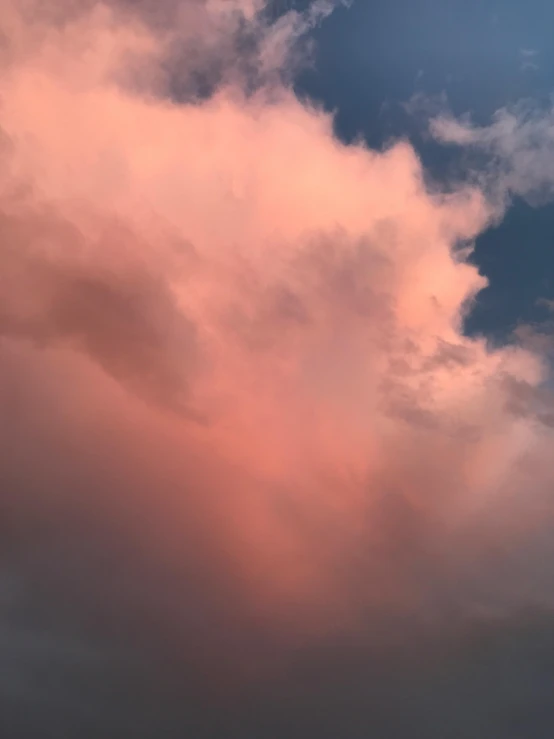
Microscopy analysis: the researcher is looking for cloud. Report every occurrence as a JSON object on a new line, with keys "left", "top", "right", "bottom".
{"left": 430, "top": 100, "right": 554, "bottom": 207}
{"left": 1, "top": 1, "right": 554, "bottom": 735}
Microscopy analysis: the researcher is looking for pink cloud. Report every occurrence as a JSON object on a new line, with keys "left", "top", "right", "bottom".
{"left": 0, "top": 1, "right": 553, "bottom": 675}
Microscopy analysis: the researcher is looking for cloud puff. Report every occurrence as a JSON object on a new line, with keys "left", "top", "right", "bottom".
{"left": 431, "top": 100, "right": 554, "bottom": 207}
{"left": 1, "top": 1, "right": 554, "bottom": 734}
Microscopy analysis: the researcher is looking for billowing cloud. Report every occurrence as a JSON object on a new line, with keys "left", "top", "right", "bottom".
{"left": 2, "top": 1, "right": 554, "bottom": 735}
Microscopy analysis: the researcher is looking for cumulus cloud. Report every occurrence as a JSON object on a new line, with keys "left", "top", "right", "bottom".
{"left": 1, "top": 0, "right": 554, "bottom": 735}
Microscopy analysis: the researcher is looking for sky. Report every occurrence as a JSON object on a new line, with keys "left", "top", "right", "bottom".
{"left": 2, "top": 1, "right": 554, "bottom": 736}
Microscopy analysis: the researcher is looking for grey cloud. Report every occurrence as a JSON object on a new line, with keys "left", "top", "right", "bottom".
{"left": 430, "top": 100, "right": 554, "bottom": 208}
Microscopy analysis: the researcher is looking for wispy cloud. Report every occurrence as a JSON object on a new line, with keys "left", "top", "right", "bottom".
{"left": 431, "top": 99, "right": 554, "bottom": 208}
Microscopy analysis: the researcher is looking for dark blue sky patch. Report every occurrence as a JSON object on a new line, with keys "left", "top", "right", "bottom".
{"left": 465, "top": 199, "right": 554, "bottom": 340}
